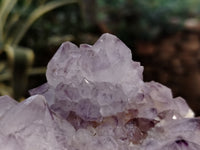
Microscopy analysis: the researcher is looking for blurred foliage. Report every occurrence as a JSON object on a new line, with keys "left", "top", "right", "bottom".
{"left": 0, "top": 0, "right": 77, "bottom": 100}
{"left": 1, "top": 0, "right": 200, "bottom": 99}
{"left": 94, "top": 0, "right": 200, "bottom": 42}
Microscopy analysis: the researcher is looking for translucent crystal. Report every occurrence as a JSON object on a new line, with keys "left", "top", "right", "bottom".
{"left": 0, "top": 95, "right": 75, "bottom": 150}
{"left": 0, "top": 33, "right": 198, "bottom": 150}
{"left": 46, "top": 33, "right": 144, "bottom": 96}
{"left": 142, "top": 118, "right": 200, "bottom": 149}
{"left": 0, "top": 95, "right": 17, "bottom": 118}
{"left": 42, "top": 33, "right": 193, "bottom": 122}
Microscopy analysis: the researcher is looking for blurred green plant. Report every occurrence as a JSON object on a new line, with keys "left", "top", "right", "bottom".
{"left": 95, "top": 0, "right": 200, "bottom": 42}
{"left": 0, "top": 0, "right": 77, "bottom": 100}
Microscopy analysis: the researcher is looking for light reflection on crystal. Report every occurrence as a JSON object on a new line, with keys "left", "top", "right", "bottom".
{"left": 172, "top": 115, "right": 177, "bottom": 120}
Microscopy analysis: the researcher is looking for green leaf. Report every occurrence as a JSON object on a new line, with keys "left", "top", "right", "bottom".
{"left": 10, "top": 0, "right": 77, "bottom": 45}
{"left": 5, "top": 45, "right": 34, "bottom": 100}
{"left": 0, "top": 0, "right": 18, "bottom": 43}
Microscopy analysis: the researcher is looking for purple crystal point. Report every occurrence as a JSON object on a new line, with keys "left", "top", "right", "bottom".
{"left": 46, "top": 33, "right": 144, "bottom": 95}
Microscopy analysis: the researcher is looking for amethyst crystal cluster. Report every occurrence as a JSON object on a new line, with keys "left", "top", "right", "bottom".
{"left": 0, "top": 33, "right": 199, "bottom": 150}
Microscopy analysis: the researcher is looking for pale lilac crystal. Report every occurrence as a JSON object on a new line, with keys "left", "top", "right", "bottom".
{"left": 133, "top": 81, "right": 194, "bottom": 119}
{"left": 46, "top": 33, "right": 144, "bottom": 96}
{"left": 29, "top": 83, "right": 56, "bottom": 105}
{"left": 142, "top": 118, "right": 200, "bottom": 150}
{"left": 42, "top": 33, "right": 193, "bottom": 121}
{"left": 0, "top": 33, "right": 198, "bottom": 150}
{"left": 0, "top": 95, "right": 75, "bottom": 150}
{"left": 0, "top": 95, "right": 17, "bottom": 118}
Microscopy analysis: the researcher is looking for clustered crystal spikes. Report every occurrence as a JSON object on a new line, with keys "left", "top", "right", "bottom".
{"left": 0, "top": 33, "right": 199, "bottom": 150}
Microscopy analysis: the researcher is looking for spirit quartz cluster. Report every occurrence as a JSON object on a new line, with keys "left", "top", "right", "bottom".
{"left": 0, "top": 33, "right": 200, "bottom": 150}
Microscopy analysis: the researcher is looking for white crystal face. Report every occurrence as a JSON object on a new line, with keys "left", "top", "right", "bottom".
{"left": 0, "top": 33, "right": 198, "bottom": 150}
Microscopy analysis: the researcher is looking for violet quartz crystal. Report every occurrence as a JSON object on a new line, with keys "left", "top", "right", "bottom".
{"left": 0, "top": 33, "right": 199, "bottom": 150}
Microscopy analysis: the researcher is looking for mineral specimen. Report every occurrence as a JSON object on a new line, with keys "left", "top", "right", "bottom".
{"left": 0, "top": 33, "right": 199, "bottom": 150}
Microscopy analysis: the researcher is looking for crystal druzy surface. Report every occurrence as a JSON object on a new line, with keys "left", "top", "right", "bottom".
{"left": 0, "top": 33, "right": 199, "bottom": 150}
